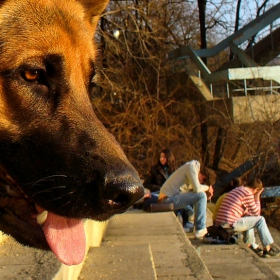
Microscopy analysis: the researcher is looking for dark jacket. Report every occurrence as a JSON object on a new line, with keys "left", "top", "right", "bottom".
{"left": 143, "top": 163, "right": 172, "bottom": 192}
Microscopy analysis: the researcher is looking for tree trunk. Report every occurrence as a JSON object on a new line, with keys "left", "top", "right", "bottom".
{"left": 213, "top": 127, "right": 227, "bottom": 169}
{"left": 201, "top": 122, "right": 209, "bottom": 166}
{"left": 197, "top": 0, "right": 207, "bottom": 65}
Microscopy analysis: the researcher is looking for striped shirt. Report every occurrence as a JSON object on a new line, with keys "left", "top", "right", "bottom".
{"left": 215, "top": 186, "right": 261, "bottom": 226}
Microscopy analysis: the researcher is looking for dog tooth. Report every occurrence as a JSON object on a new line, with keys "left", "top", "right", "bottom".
{"left": 37, "top": 210, "right": 48, "bottom": 225}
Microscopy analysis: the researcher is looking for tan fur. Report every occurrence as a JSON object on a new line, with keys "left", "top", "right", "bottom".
{"left": 0, "top": 0, "right": 143, "bottom": 254}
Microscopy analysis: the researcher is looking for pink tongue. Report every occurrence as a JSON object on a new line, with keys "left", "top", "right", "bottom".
{"left": 43, "top": 212, "right": 86, "bottom": 266}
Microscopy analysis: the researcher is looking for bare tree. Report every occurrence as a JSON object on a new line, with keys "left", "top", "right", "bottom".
{"left": 91, "top": 0, "right": 280, "bottom": 186}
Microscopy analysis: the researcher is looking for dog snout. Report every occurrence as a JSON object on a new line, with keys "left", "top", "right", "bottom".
{"left": 103, "top": 171, "right": 144, "bottom": 212}
{"left": 105, "top": 182, "right": 144, "bottom": 207}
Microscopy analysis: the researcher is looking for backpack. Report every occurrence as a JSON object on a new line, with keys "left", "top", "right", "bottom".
{"left": 203, "top": 225, "right": 237, "bottom": 244}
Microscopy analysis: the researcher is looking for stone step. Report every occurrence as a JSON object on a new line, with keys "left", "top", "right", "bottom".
{"left": 186, "top": 208, "right": 280, "bottom": 280}
{"left": 79, "top": 210, "right": 212, "bottom": 280}
{"left": 79, "top": 208, "right": 280, "bottom": 280}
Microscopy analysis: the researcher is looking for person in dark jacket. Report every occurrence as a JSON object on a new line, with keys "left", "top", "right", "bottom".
{"left": 143, "top": 148, "right": 176, "bottom": 192}
{"left": 135, "top": 149, "right": 176, "bottom": 211}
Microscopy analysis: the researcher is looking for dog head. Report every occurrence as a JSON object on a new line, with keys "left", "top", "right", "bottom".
{"left": 0, "top": 0, "right": 144, "bottom": 265}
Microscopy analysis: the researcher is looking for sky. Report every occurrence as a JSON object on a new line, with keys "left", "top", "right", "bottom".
{"left": 207, "top": 0, "right": 280, "bottom": 45}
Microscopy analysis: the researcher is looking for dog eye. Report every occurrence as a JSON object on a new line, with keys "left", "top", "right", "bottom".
{"left": 22, "top": 70, "right": 40, "bottom": 81}
{"left": 21, "top": 69, "right": 48, "bottom": 86}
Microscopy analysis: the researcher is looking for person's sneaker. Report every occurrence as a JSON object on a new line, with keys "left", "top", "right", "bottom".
{"left": 194, "top": 228, "right": 207, "bottom": 239}
{"left": 249, "top": 245, "right": 263, "bottom": 257}
{"left": 263, "top": 248, "right": 280, "bottom": 258}
{"left": 183, "top": 222, "right": 194, "bottom": 233}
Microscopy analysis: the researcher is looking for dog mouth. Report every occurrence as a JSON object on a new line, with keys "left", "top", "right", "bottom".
{"left": 0, "top": 169, "right": 144, "bottom": 266}
{"left": 34, "top": 198, "right": 130, "bottom": 266}
{"left": 35, "top": 205, "right": 86, "bottom": 266}
{"left": 0, "top": 172, "right": 84, "bottom": 265}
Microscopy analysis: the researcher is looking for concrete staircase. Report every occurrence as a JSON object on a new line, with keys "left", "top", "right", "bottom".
{"left": 79, "top": 211, "right": 212, "bottom": 280}
{"left": 79, "top": 209, "right": 280, "bottom": 280}
{"left": 1, "top": 208, "right": 280, "bottom": 279}
{"left": 186, "top": 212, "right": 280, "bottom": 280}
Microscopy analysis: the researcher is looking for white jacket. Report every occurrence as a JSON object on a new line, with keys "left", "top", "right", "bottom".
{"left": 160, "top": 160, "right": 209, "bottom": 198}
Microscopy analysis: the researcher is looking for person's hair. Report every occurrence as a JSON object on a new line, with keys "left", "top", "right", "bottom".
{"left": 219, "top": 177, "right": 243, "bottom": 196}
{"left": 200, "top": 167, "right": 216, "bottom": 186}
{"left": 158, "top": 148, "right": 176, "bottom": 172}
{"left": 247, "top": 178, "right": 263, "bottom": 190}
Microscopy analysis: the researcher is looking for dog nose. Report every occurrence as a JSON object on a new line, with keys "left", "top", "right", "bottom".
{"left": 103, "top": 173, "right": 144, "bottom": 212}
{"left": 109, "top": 184, "right": 144, "bottom": 206}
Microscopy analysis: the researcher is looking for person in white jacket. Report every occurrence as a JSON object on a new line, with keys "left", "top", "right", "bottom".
{"left": 158, "top": 160, "right": 215, "bottom": 239}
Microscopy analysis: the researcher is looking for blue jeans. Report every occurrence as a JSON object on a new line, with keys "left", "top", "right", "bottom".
{"left": 233, "top": 216, "right": 273, "bottom": 247}
{"left": 165, "top": 192, "right": 207, "bottom": 230}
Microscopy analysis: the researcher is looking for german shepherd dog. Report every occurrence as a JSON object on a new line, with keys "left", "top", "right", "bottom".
{"left": 0, "top": 0, "right": 144, "bottom": 266}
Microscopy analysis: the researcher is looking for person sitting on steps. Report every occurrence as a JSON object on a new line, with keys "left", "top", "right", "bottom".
{"left": 134, "top": 148, "right": 176, "bottom": 210}
{"left": 143, "top": 148, "right": 176, "bottom": 193}
{"left": 158, "top": 160, "right": 216, "bottom": 239}
{"left": 212, "top": 177, "right": 244, "bottom": 224}
{"left": 211, "top": 177, "right": 261, "bottom": 254}
{"left": 215, "top": 178, "right": 280, "bottom": 258}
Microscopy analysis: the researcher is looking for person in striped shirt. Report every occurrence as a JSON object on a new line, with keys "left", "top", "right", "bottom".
{"left": 216, "top": 178, "right": 280, "bottom": 258}
{"left": 212, "top": 177, "right": 243, "bottom": 224}
{"left": 212, "top": 177, "right": 260, "bottom": 254}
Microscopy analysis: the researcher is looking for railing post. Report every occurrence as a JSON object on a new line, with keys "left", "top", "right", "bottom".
{"left": 227, "top": 83, "right": 230, "bottom": 98}
{"left": 198, "top": 70, "right": 202, "bottom": 86}
{"left": 244, "top": 79, "right": 247, "bottom": 96}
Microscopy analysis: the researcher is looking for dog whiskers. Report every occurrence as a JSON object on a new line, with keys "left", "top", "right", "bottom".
{"left": 31, "top": 186, "right": 67, "bottom": 196}
{"left": 69, "top": 196, "right": 82, "bottom": 212}
{"left": 57, "top": 201, "right": 71, "bottom": 210}
{"left": 35, "top": 191, "right": 75, "bottom": 203}
{"left": 23, "top": 175, "right": 68, "bottom": 188}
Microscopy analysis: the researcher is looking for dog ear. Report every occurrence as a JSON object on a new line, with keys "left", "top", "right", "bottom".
{"left": 77, "top": 0, "right": 110, "bottom": 29}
